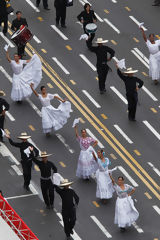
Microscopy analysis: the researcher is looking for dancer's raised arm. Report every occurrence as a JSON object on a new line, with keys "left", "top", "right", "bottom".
{"left": 140, "top": 27, "right": 147, "bottom": 42}
{"left": 30, "top": 83, "right": 39, "bottom": 97}
{"left": 6, "top": 49, "right": 11, "bottom": 63}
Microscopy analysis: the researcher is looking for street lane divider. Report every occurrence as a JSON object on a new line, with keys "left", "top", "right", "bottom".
{"left": 25, "top": 0, "right": 40, "bottom": 12}
{"left": 129, "top": 16, "right": 147, "bottom": 31}
{"left": 52, "top": 57, "right": 70, "bottom": 75}
{"left": 153, "top": 205, "right": 160, "bottom": 215}
{"left": 86, "top": 128, "right": 104, "bottom": 148}
{"left": 33, "top": 35, "right": 41, "bottom": 44}
{"left": 51, "top": 25, "right": 68, "bottom": 40}
{"left": 148, "top": 162, "right": 160, "bottom": 177}
{"left": 143, "top": 121, "right": 160, "bottom": 141}
{"left": 90, "top": 216, "right": 112, "bottom": 238}
{"left": 0, "top": 32, "right": 14, "bottom": 47}
{"left": 110, "top": 86, "right": 127, "bottom": 104}
{"left": 82, "top": 90, "right": 101, "bottom": 108}
{"left": 118, "top": 166, "right": 138, "bottom": 187}
{"left": 79, "top": 54, "right": 97, "bottom": 71}
{"left": 104, "top": 18, "right": 120, "bottom": 34}
{"left": 114, "top": 125, "right": 133, "bottom": 144}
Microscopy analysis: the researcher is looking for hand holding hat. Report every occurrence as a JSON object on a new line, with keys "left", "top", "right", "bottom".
{"left": 4, "top": 44, "right": 9, "bottom": 52}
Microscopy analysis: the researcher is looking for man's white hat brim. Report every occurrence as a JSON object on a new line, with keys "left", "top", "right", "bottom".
{"left": 124, "top": 70, "right": 138, "bottom": 74}
{"left": 60, "top": 181, "right": 74, "bottom": 187}
{"left": 95, "top": 40, "right": 108, "bottom": 44}
{"left": 18, "top": 136, "right": 31, "bottom": 140}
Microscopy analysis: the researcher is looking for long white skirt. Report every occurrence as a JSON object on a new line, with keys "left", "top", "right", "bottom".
{"left": 41, "top": 101, "right": 72, "bottom": 133}
{"left": 11, "top": 54, "right": 42, "bottom": 101}
{"left": 76, "top": 147, "right": 98, "bottom": 179}
{"left": 96, "top": 169, "right": 114, "bottom": 199}
{"left": 149, "top": 52, "right": 160, "bottom": 80}
{"left": 114, "top": 196, "right": 139, "bottom": 228}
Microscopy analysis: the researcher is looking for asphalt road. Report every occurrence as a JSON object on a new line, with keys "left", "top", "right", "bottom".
{"left": 0, "top": 0, "right": 160, "bottom": 239}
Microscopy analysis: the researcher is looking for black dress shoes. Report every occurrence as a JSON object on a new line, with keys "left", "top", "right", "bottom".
{"left": 61, "top": 25, "right": 67, "bottom": 28}
{"left": 44, "top": 7, "right": 50, "bottom": 10}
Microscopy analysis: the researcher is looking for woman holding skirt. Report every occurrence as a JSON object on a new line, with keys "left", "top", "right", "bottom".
{"left": 30, "top": 84, "right": 72, "bottom": 136}
{"left": 140, "top": 27, "right": 160, "bottom": 85}
{"left": 6, "top": 48, "right": 42, "bottom": 102}
{"left": 92, "top": 150, "right": 114, "bottom": 203}
{"left": 74, "top": 125, "right": 98, "bottom": 180}
{"left": 110, "top": 175, "right": 139, "bottom": 232}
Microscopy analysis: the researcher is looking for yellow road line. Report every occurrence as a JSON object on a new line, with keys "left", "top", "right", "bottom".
{"left": 13, "top": 43, "right": 160, "bottom": 200}
{"left": 144, "top": 192, "right": 152, "bottom": 199}
{"left": 95, "top": 77, "right": 98, "bottom": 81}
{"left": 37, "top": 17, "right": 43, "bottom": 22}
{"left": 79, "top": 117, "right": 85, "bottom": 124}
{"left": 101, "top": 114, "right": 108, "bottom": 120}
{"left": 92, "top": 201, "right": 100, "bottom": 208}
{"left": 29, "top": 125, "right": 35, "bottom": 131}
{"left": 110, "top": 40, "right": 117, "bottom": 45}
{"left": 104, "top": 9, "right": 109, "bottom": 14}
{"left": 150, "top": 108, "right": 157, "bottom": 113}
{"left": 134, "top": 150, "right": 141, "bottom": 156}
{"left": 59, "top": 161, "right": 66, "bottom": 167}
{"left": 125, "top": 6, "right": 131, "bottom": 11}
{"left": 66, "top": 45, "right": 72, "bottom": 51}
{"left": 41, "top": 49, "right": 47, "bottom": 53}
{"left": 47, "top": 83, "right": 54, "bottom": 88}
{"left": 110, "top": 153, "right": 117, "bottom": 160}
{"left": 133, "top": 37, "right": 139, "bottom": 43}
{"left": 142, "top": 72, "right": 148, "bottom": 77}
{"left": 70, "top": 80, "right": 76, "bottom": 85}
{"left": 34, "top": 165, "right": 40, "bottom": 171}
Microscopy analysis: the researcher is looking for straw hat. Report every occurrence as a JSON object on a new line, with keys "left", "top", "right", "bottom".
{"left": 40, "top": 151, "right": 52, "bottom": 158}
{"left": 123, "top": 68, "right": 138, "bottom": 74}
{"left": 95, "top": 38, "right": 108, "bottom": 44}
{"left": 0, "top": 91, "right": 5, "bottom": 97}
{"left": 59, "top": 179, "right": 74, "bottom": 187}
{"left": 17, "top": 132, "right": 31, "bottom": 140}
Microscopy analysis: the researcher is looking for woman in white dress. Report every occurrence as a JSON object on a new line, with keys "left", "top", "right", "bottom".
{"left": 92, "top": 150, "right": 114, "bottom": 203}
{"left": 74, "top": 125, "right": 98, "bottom": 180}
{"left": 6, "top": 49, "right": 42, "bottom": 102}
{"left": 30, "top": 84, "right": 72, "bottom": 136}
{"left": 110, "top": 175, "right": 139, "bottom": 232}
{"left": 140, "top": 28, "right": 160, "bottom": 85}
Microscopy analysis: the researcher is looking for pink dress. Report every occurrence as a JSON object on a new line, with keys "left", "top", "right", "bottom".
{"left": 76, "top": 136, "right": 98, "bottom": 179}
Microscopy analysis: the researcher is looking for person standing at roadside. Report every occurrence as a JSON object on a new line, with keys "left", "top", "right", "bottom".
{"left": 0, "top": 91, "right": 10, "bottom": 143}
{"left": 54, "top": 0, "right": 67, "bottom": 28}
{"left": 0, "top": 0, "right": 8, "bottom": 36}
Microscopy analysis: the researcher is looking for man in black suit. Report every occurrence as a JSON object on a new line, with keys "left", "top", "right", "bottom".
{"left": 0, "top": 91, "right": 10, "bottom": 142}
{"left": 152, "top": 0, "right": 160, "bottom": 6}
{"left": 36, "top": 0, "right": 50, "bottom": 10}
{"left": 11, "top": 11, "right": 28, "bottom": 58}
{"left": 54, "top": 0, "right": 67, "bottom": 28}
{"left": 0, "top": 0, "right": 8, "bottom": 36}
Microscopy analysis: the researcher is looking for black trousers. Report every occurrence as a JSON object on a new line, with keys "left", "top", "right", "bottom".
{"left": 0, "top": 115, "right": 5, "bottom": 140}
{"left": 126, "top": 92, "right": 138, "bottom": 120}
{"left": 62, "top": 208, "right": 76, "bottom": 237}
{"left": 97, "top": 65, "right": 109, "bottom": 91}
{"left": 40, "top": 179, "right": 54, "bottom": 206}
{"left": 0, "top": 15, "right": 8, "bottom": 34}
{"left": 56, "top": 8, "right": 66, "bottom": 26}
{"left": 154, "top": 0, "right": 160, "bottom": 4}
{"left": 17, "top": 44, "right": 26, "bottom": 57}
{"left": 21, "top": 160, "right": 32, "bottom": 187}
{"left": 36, "top": 0, "right": 48, "bottom": 8}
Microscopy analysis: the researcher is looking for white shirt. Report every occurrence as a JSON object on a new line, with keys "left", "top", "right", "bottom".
{"left": 38, "top": 94, "right": 56, "bottom": 107}
{"left": 146, "top": 39, "right": 160, "bottom": 55}
{"left": 10, "top": 60, "right": 27, "bottom": 75}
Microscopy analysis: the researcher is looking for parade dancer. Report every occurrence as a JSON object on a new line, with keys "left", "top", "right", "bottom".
{"left": 0, "top": 91, "right": 9, "bottom": 142}
{"left": 30, "top": 84, "right": 72, "bottom": 136}
{"left": 110, "top": 175, "right": 139, "bottom": 232}
{"left": 140, "top": 27, "right": 160, "bottom": 85}
{"left": 6, "top": 47, "right": 42, "bottom": 103}
{"left": 74, "top": 124, "right": 98, "bottom": 180}
{"left": 92, "top": 150, "right": 115, "bottom": 204}
{"left": 54, "top": 179, "right": 79, "bottom": 240}
{"left": 6, "top": 133, "right": 39, "bottom": 191}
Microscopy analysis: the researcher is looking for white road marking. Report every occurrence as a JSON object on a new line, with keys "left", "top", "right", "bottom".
{"left": 118, "top": 166, "right": 138, "bottom": 187}
{"left": 0, "top": 32, "right": 15, "bottom": 48}
{"left": 142, "top": 86, "right": 158, "bottom": 102}
{"left": 56, "top": 134, "right": 74, "bottom": 153}
{"left": 129, "top": 16, "right": 147, "bottom": 31}
{"left": 51, "top": 25, "right": 68, "bottom": 40}
{"left": 114, "top": 125, "right": 133, "bottom": 144}
{"left": 79, "top": 54, "right": 96, "bottom": 71}
{"left": 82, "top": 90, "right": 101, "bottom": 108}
{"left": 33, "top": 35, "right": 41, "bottom": 44}
{"left": 0, "top": 142, "right": 20, "bottom": 165}
{"left": 0, "top": 66, "right": 12, "bottom": 82}
{"left": 110, "top": 86, "right": 127, "bottom": 104}
{"left": 131, "top": 49, "right": 149, "bottom": 69}
{"left": 143, "top": 121, "right": 160, "bottom": 140}
{"left": 148, "top": 162, "right": 160, "bottom": 177}
{"left": 5, "top": 111, "right": 15, "bottom": 121}
{"left": 57, "top": 213, "right": 82, "bottom": 240}
{"left": 30, "top": 182, "right": 39, "bottom": 195}
{"left": 26, "top": 98, "right": 42, "bottom": 117}
{"left": 52, "top": 57, "right": 70, "bottom": 75}
{"left": 27, "top": 138, "right": 41, "bottom": 154}
{"left": 90, "top": 216, "right": 112, "bottom": 238}
{"left": 133, "top": 48, "right": 149, "bottom": 64}
{"left": 153, "top": 205, "right": 160, "bottom": 215}
{"left": 111, "top": 0, "right": 117, "bottom": 2}
{"left": 86, "top": 128, "right": 104, "bottom": 148}
{"left": 6, "top": 193, "right": 37, "bottom": 200}
{"left": 104, "top": 18, "right": 120, "bottom": 34}
{"left": 94, "top": 13, "right": 104, "bottom": 22}
{"left": 113, "top": 56, "right": 119, "bottom": 62}
{"left": 76, "top": 21, "right": 83, "bottom": 27}
{"left": 132, "top": 222, "right": 144, "bottom": 233}
{"left": 11, "top": 165, "right": 22, "bottom": 176}
{"left": 25, "top": 0, "right": 40, "bottom": 12}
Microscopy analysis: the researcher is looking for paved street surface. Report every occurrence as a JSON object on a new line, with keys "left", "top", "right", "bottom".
{"left": 0, "top": 0, "right": 160, "bottom": 239}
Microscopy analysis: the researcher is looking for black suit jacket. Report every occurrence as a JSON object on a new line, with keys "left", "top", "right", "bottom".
{"left": 0, "top": 0, "right": 7, "bottom": 19}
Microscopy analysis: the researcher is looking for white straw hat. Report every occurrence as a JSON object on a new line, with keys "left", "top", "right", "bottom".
{"left": 39, "top": 151, "right": 52, "bottom": 158}
{"left": 95, "top": 38, "right": 108, "bottom": 44}
{"left": 59, "top": 179, "right": 74, "bottom": 187}
{"left": 123, "top": 68, "right": 138, "bottom": 74}
{"left": 0, "top": 91, "right": 5, "bottom": 96}
{"left": 17, "top": 132, "right": 31, "bottom": 140}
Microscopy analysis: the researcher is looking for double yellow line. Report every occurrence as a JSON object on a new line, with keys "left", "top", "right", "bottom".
{"left": 7, "top": 25, "right": 160, "bottom": 200}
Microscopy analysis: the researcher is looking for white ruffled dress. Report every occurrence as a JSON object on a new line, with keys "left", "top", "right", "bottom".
{"left": 114, "top": 184, "right": 139, "bottom": 228}
{"left": 11, "top": 54, "right": 42, "bottom": 101}
{"left": 38, "top": 93, "right": 72, "bottom": 133}
{"left": 96, "top": 158, "right": 114, "bottom": 199}
{"left": 76, "top": 137, "right": 98, "bottom": 179}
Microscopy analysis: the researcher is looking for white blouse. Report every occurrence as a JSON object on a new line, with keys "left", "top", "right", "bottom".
{"left": 146, "top": 39, "right": 160, "bottom": 55}
{"left": 38, "top": 94, "right": 56, "bottom": 107}
{"left": 10, "top": 60, "right": 27, "bottom": 75}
